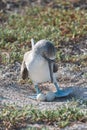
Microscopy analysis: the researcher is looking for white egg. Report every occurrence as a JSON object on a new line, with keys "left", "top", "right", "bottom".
{"left": 46, "top": 91, "right": 55, "bottom": 101}
{"left": 37, "top": 93, "right": 46, "bottom": 101}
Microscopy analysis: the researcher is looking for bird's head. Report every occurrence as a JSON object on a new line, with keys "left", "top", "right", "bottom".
{"left": 33, "top": 39, "right": 56, "bottom": 83}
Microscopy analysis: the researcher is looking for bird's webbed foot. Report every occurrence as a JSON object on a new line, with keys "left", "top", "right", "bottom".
{"left": 54, "top": 82, "right": 73, "bottom": 98}
{"left": 35, "top": 84, "right": 41, "bottom": 95}
{"left": 28, "top": 84, "right": 41, "bottom": 99}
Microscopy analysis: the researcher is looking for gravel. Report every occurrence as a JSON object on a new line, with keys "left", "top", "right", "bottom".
{"left": 0, "top": 61, "right": 87, "bottom": 129}
{"left": 0, "top": 0, "right": 87, "bottom": 129}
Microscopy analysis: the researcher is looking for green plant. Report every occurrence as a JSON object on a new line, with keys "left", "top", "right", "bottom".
{"left": 0, "top": 102, "right": 87, "bottom": 129}
{"left": 0, "top": 2, "right": 87, "bottom": 64}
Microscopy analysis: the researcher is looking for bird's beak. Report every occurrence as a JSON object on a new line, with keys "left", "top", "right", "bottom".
{"left": 43, "top": 55, "right": 55, "bottom": 83}
{"left": 48, "top": 60, "right": 54, "bottom": 83}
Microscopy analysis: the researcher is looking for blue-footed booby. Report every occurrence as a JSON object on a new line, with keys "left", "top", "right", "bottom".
{"left": 21, "top": 39, "right": 72, "bottom": 100}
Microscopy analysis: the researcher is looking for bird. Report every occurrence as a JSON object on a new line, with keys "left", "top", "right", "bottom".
{"left": 21, "top": 39, "right": 72, "bottom": 99}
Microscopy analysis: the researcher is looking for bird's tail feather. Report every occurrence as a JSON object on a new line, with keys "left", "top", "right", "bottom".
{"left": 31, "top": 38, "right": 35, "bottom": 50}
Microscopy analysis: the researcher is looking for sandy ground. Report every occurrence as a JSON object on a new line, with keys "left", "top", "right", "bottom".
{"left": 0, "top": 0, "right": 87, "bottom": 129}
{"left": 0, "top": 62, "right": 87, "bottom": 107}
{"left": 0, "top": 61, "right": 87, "bottom": 129}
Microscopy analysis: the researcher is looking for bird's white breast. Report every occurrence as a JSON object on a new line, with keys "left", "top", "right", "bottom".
{"left": 25, "top": 52, "right": 51, "bottom": 84}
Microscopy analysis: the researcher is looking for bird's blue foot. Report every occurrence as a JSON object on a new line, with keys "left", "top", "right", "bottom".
{"left": 28, "top": 94, "right": 37, "bottom": 99}
{"left": 28, "top": 85, "right": 41, "bottom": 99}
{"left": 54, "top": 88, "right": 73, "bottom": 98}
{"left": 54, "top": 82, "right": 73, "bottom": 98}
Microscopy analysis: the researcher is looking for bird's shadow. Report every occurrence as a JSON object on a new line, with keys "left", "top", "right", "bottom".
{"left": 54, "top": 86, "right": 87, "bottom": 102}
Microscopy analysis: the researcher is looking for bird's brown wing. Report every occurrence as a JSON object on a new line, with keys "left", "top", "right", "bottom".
{"left": 21, "top": 51, "right": 32, "bottom": 80}
{"left": 53, "top": 63, "right": 58, "bottom": 73}
{"left": 21, "top": 60, "right": 28, "bottom": 80}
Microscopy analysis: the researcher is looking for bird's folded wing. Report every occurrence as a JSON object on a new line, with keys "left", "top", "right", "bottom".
{"left": 21, "top": 51, "right": 31, "bottom": 80}
{"left": 21, "top": 60, "right": 28, "bottom": 80}
{"left": 53, "top": 63, "right": 58, "bottom": 73}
